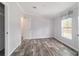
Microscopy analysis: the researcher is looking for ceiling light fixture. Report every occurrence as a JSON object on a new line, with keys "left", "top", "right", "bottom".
{"left": 33, "top": 6, "right": 37, "bottom": 9}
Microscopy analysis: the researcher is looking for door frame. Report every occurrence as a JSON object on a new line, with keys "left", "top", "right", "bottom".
{"left": 1, "top": 2, "right": 8, "bottom": 56}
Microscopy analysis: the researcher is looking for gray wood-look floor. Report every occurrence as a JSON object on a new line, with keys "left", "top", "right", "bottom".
{"left": 11, "top": 38, "right": 78, "bottom": 56}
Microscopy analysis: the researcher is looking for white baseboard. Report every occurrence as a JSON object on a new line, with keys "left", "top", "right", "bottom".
{"left": 24, "top": 37, "right": 53, "bottom": 40}
{"left": 8, "top": 42, "right": 21, "bottom": 56}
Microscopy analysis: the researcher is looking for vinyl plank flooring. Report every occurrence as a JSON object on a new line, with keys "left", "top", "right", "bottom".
{"left": 11, "top": 38, "right": 78, "bottom": 56}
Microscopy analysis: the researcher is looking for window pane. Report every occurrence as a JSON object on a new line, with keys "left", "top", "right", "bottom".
{"left": 61, "top": 18, "right": 72, "bottom": 39}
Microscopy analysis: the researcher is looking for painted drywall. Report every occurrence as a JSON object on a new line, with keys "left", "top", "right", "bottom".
{"left": 21, "top": 16, "right": 31, "bottom": 39}
{"left": 30, "top": 15, "right": 54, "bottom": 39}
{"left": 53, "top": 4, "right": 78, "bottom": 51}
{"left": 5, "top": 2, "right": 23, "bottom": 55}
{"left": 23, "top": 15, "right": 54, "bottom": 39}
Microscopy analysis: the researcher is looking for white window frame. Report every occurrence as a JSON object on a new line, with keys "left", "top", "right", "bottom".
{"left": 61, "top": 17, "right": 72, "bottom": 40}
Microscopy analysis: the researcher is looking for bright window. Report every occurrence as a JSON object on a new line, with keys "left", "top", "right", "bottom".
{"left": 61, "top": 18, "right": 72, "bottom": 39}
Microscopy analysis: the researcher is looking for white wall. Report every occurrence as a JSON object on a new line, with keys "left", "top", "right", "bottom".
{"left": 21, "top": 16, "right": 31, "bottom": 39}
{"left": 5, "top": 2, "right": 23, "bottom": 55}
{"left": 53, "top": 4, "right": 78, "bottom": 51}
{"left": 23, "top": 15, "right": 54, "bottom": 39}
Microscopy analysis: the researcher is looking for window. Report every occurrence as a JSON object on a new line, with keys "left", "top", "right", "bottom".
{"left": 61, "top": 18, "right": 72, "bottom": 39}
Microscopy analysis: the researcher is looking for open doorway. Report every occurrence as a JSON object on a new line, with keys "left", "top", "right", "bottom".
{"left": 0, "top": 3, "right": 5, "bottom": 56}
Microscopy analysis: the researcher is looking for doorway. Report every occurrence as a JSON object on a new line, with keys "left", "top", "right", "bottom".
{"left": 0, "top": 3, "right": 5, "bottom": 56}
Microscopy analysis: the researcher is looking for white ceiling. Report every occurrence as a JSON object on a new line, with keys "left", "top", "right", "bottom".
{"left": 17, "top": 2, "right": 76, "bottom": 17}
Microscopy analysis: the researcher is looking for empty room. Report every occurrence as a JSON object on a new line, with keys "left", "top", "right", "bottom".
{"left": 0, "top": 2, "right": 79, "bottom": 56}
